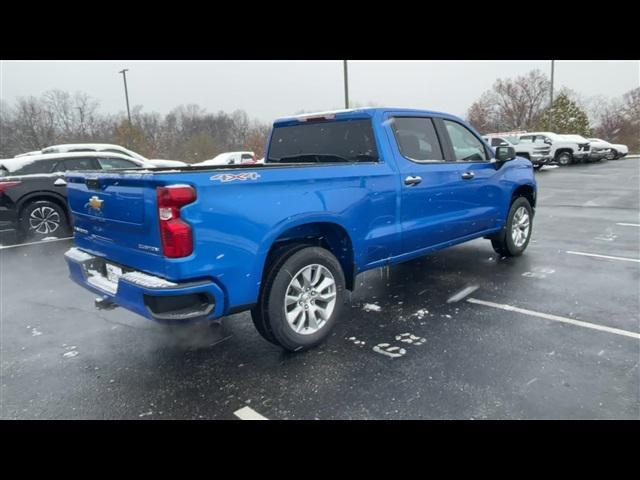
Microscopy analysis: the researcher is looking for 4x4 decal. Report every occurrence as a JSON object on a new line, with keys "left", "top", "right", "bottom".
{"left": 210, "top": 172, "right": 260, "bottom": 183}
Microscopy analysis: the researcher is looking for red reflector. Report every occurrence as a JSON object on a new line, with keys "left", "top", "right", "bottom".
{"left": 157, "top": 185, "right": 196, "bottom": 258}
{"left": 0, "top": 181, "right": 21, "bottom": 194}
{"left": 159, "top": 219, "right": 193, "bottom": 258}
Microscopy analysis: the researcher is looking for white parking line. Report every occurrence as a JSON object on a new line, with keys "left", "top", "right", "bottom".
{"left": 566, "top": 251, "right": 640, "bottom": 263}
{"left": 467, "top": 298, "right": 640, "bottom": 340}
{"left": 616, "top": 223, "right": 640, "bottom": 227}
{"left": 0, "top": 237, "right": 73, "bottom": 250}
{"left": 234, "top": 406, "right": 269, "bottom": 420}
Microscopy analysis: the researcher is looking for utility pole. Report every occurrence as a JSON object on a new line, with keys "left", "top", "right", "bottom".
{"left": 343, "top": 60, "right": 349, "bottom": 109}
{"left": 549, "top": 60, "right": 555, "bottom": 130}
{"left": 119, "top": 68, "right": 132, "bottom": 125}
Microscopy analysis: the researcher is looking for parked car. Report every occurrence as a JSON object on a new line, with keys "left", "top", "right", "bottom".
{"left": 482, "top": 133, "right": 552, "bottom": 169}
{"left": 195, "top": 151, "right": 257, "bottom": 166}
{"left": 38, "top": 143, "right": 149, "bottom": 162}
{"left": 561, "top": 135, "right": 608, "bottom": 162}
{"left": 513, "top": 132, "right": 590, "bottom": 166}
{"left": 0, "top": 152, "right": 147, "bottom": 244}
{"left": 64, "top": 107, "right": 536, "bottom": 351}
{"left": 588, "top": 138, "right": 628, "bottom": 160}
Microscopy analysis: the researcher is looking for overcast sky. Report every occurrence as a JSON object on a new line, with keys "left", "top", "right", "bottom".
{"left": 1, "top": 60, "right": 638, "bottom": 122}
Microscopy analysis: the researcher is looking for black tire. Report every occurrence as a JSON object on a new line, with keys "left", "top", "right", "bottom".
{"left": 533, "top": 164, "right": 542, "bottom": 171}
{"left": 610, "top": 149, "right": 618, "bottom": 160}
{"left": 491, "top": 197, "right": 533, "bottom": 257}
{"left": 250, "top": 243, "right": 309, "bottom": 345}
{"left": 251, "top": 246, "right": 346, "bottom": 351}
{"left": 556, "top": 151, "right": 573, "bottom": 166}
{"left": 19, "top": 200, "right": 69, "bottom": 241}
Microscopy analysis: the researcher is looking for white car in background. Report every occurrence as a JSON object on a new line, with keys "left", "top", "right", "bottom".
{"left": 195, "top": 151, "right": 257, "bottom": 166}
{"left": 561, "top": 135, "right": 608, "bottom": 162}
{"left": 587, "top": 138, "right": 628, "bottom": 160}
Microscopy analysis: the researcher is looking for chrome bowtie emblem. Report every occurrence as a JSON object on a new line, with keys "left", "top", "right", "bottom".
{"left": 88, "top": 196, "right": 104, "bottom": 210}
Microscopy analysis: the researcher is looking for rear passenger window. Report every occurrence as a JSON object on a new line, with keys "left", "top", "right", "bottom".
{"left": 98, "top": 157, "right": 139, "bottom": 169}
{"left": 443, "top": 120, "right": 489, "bottom": 162}
{"left": 10, "top": 159, "right": 60, "bottom": 176}
{"left": 63, "top": 158, "right": 99, "bottom": 171}
{"left": 391, "top": 117, "right": 443, "bottom": 162}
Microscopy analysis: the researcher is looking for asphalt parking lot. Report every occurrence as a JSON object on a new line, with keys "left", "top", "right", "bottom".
{"left": 1, "top": 159, "right": 639, "bottom": 420}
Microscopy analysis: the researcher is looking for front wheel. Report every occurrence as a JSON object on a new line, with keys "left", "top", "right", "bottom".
{"left": 491, "top": 197, "right": 533, "bottom": 257}
{"left": 557, "top": 152, "right": 573, "bottom": 166}
{"left": 251, "top": 246, "right": 346, "bottom": 351}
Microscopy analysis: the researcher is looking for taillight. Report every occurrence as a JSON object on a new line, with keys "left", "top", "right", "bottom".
{"left": 157, "top": 185, "right": 196, "bottom": 258}
{"left": 0, "top": 181, "right": 21, "bottom": 195}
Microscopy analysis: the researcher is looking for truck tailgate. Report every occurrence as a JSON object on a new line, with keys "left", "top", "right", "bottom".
{"left": 66, "top": 171, "right": 167, "bottom": 276}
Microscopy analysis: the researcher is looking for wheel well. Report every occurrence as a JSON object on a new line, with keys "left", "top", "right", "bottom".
{"left": 554, "top": 148, "right": 573, "bottom": 158}
{"left": 265, "top": 222, "right": 355, "bottom": 290}
{"left": 512, "top": 185, "right": 535, "bottom": 208}
{"left": 18, "top": 194, "right": 70, "bottom": 223}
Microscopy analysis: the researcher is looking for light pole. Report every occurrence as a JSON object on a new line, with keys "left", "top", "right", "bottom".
{"left": 549, "top": 60, "right": 555, "bottom": 129}
{"left": 119, "top": 68, "right": 132, "bottom": 125}
{"left": 343, "top": 60, "right": 349, "bottom": 109}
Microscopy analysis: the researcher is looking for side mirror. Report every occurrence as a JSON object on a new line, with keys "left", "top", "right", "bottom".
{"left": 495, "top": 146, "right": 516, "bottom": 162}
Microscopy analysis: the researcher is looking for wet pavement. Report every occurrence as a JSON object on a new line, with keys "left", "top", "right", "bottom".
{"left": 1, "top": 159, "right": 639, "bottom": 419}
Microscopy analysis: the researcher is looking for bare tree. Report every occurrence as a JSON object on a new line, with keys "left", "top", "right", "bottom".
{"left": 467, "top": 70, "right": 551, "bottom": 133}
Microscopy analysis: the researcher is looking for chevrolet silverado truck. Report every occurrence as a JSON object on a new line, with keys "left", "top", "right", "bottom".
{"left": 64, "top": 108, "right": 536, "bottom": 351}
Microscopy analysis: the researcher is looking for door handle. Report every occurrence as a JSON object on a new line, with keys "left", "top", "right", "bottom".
{"left": 54, "top": 178, "right": 67, "bottom": 186}
{"left": 404, "top": 175, "right": 422, "bottom": 186}
{"left": 461, "top": 172, "right": 475, "bottom": 180}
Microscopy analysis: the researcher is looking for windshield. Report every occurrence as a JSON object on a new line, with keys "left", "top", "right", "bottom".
{"left": 267, "top": 119, "right": 379, "bottom": 163}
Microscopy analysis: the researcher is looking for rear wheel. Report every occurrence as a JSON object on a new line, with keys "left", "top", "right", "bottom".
{"left": 491, "top": 197, "right": 533, "bottom": 257}
{"left": 556, "top": 151, "right": 573, "bottom": 166}
{"left": 251, "top": 246, "right": 346, "bottom": 351}
{"left": 19, "top": 200, "right": 69, "bottom": 241}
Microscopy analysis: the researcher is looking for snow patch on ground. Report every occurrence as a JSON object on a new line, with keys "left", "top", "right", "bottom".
{"left": 413, "top": 309, "right": 429, "bottom": 319}
{"left": 346, "top": 336, "right": 366, "bottom": 347}
{"left": 395, "top": 333, "right": 426, "bottom": 345}
{"left": 373, "top": 343, "right": 406, "bottom": 358}
{"left": 62, "top": 346, "right": 79, "bottom": 359}
{"left": 362, "top": 303, "right": 381, "bottom": 312}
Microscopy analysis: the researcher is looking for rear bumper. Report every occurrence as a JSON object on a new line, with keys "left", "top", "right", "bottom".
{"left": 64, "top": 247, "right": 226, "bottom": 323}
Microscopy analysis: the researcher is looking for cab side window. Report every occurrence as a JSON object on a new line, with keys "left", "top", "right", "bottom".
{"left": 443, "top": 120, "right": 489, "bottom": 162}
{"left": 391, "top": 117, "right": 444, "bottom": 162}
{"left": 98, "top": 157, "right": 139, "bottom": 170}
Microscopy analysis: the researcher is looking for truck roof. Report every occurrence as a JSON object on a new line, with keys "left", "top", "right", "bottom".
{"left": 274, "top": 107, "right": 464, "bottom": 125}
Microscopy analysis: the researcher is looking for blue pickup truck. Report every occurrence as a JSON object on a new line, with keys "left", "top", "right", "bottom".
{"left": 64, "top": 108, "right": 536, "bottom": 351}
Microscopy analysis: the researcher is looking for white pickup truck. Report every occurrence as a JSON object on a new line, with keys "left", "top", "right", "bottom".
{"left": 482, "top": 132, "right": 552, "bottom": 169}
{"left": 510, "top": 132, "right": 592, "bottom": 166}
